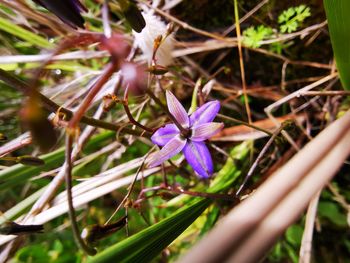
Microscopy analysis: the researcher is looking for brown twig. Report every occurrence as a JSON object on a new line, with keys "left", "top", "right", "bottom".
{"left": 65, "top": 135, "right": 97, "bottom": 255}
{"left": 235, "top": 122, "right": 287, "bottom": 197}
{"left": 122, "top": 88, "right": 154, "bottom": 133}
{"left": 233, "top": 0, "right": 251, "bottom": 124}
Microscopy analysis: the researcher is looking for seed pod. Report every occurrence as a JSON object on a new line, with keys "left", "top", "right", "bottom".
{"left": 17, "top": 155, "right": 45, "bottom": 166}
{"left": 0, "top": 133, "right": 7, "bottom": 142}
{"left": 166, "top": 22, "right": 176, "bottom": 36}
{"left": 81, "top": 216, "right": 127, "bottom": 245}
{"left": 153, "top": 35, "right": 163, "bottom": 50}
{"left": 0, "top": 221, "right": 44, "bottom": 235}
{"left": 20, "top": 97, "right": 58, "bottom": 153}
{"left": 147, "top": 65, "right": 169, "bottom": 75}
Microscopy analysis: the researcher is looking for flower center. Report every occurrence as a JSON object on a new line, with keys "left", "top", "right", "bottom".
{"left": 180, "top": 128, "right": 191, "bottom": 139}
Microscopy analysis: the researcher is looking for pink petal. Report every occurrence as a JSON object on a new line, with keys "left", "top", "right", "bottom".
{"left": 148, "top": 135, "right": 186, "bottom": 168}
{"left": 191, "top": 122, "right": 224, "bottom": 142}
{"left": 166, "top": 90, "right": 189, "bottom": 127}
{"left": 151, "top": 124, "right": 179, "bottom": 146}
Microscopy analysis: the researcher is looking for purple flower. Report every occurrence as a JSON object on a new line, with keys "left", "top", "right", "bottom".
{"left": 148, "top": 91, "right": 223, "bottom": 179}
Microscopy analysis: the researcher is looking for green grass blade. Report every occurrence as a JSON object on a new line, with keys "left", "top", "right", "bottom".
{"left": 324, "top": 0, "right": 350, "bottom": 90}
{"left": 89, "top": 198, "right": 211, "bottom": 263}
{"left": 0, "top": 17, "right": 54, "bottom": 49}
{"left": 0, "top": 131, "right": 115, "bottom": 192}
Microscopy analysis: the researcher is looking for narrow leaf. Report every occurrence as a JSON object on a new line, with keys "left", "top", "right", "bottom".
{"left": 324, "top": 0, "right": 350, "bottom": 90}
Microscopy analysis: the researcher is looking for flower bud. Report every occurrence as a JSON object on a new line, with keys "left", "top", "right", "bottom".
{"left": 20, "top": 97, "right": 58, "bottom": 152}
{"left": 0, "top": 133, "right": 7, "bottom": 142}
{"left": 153, "top": 35, "right": 163, "bottom": 51}
{"left": 147, "top": 65, "right": 168, "bottom": 75}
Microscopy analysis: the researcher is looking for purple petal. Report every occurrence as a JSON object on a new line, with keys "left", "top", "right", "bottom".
{"left": 183, "top": 141, "right": 213, "bottom": 179}
{"left": 151, "top": 124, "right": 180, "bottom": 146}
{"left": 148, "top": 135, "right": 186, "bottom": 168}
{"left": 190, "top": 100, "right": 220, "bottom": 127}
{"left": 166, "top": 90, "right": 189, "bottom": 127}
{"left": 191, "top": 122, "right": 224, "bottom": 142}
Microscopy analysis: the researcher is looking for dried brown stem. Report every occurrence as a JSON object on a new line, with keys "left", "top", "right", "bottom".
{"left": 65, "top": 135, "right": 97, "bottom": 255}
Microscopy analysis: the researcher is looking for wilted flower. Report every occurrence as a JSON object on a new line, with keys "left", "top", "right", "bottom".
{"left": 133, "top": 11, "right": 174, "bottom": 66}
{"left": 148, "top": 91, "right": 223, "bottom": 178}
{"left": 33, "top": 0, "right": 87, "bottom": 29}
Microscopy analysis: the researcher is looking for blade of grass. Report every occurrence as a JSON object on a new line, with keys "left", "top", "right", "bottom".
{"left": 0, "top": 17, "right": 54, "bottom": 49}
{"left": 0, "top": 131, "right": 115, "bottom": 192}
{"left": 324, "top": 0, "right": 350, "bottom": 90}
{"left": 89, "top": 198, "right": 211, "bottom": 263}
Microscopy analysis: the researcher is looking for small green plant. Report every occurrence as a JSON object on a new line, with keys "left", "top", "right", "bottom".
{"left": 242, "top": 5, "right": 311, "bottom": 50}
{"left": 242, "top": 25, "right": 273, "bottom": 48}
{"left": 278, "top": 5, "right": 311, "bottom": 33}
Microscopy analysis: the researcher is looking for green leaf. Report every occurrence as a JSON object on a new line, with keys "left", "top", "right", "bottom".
{"left": 15, "top": 244, "right": 50, "bottom": 263}
{"left": 278, "top": 5, "right": 311, "bottom": 33}
{"left": 318, "top": 201, "right": 347, "bottom": 227}
{"left": 285, "top": 224, "right": 303, "bottom": 247}
{"left": 0, "top": 17, "right": 53, "bottom": 49}
{"left": 324, "top": 0, "right": 350, "bottom": 90}
{"left": 89, "top": 198, "right": 211, "bottom": 263}
{"left": 242, "top": 25, "right": 273, "bottom": 48}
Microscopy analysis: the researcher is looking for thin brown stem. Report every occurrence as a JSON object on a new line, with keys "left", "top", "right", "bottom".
{"left": 235, "top": 122, "right": 287, "bottom": 197}
{"left": 123, "top": 88, "right": 154, "bottom": 133}
{"left": 301, "top": 90, "right": 350, "bottom": 96}
{"left": 104, "top": 147, "right": 155, "bottom": 225}
{"left": 65, "top": 135, "right": 97, "bottom": 255}
{"left": 234, "top": 0, "right": 252, "bottom": 124}
{"left": 217, "top": 114, "right": 273, "bottom": 136}
{"left": 133, "top": 184, "right": 239, "bottom": 207}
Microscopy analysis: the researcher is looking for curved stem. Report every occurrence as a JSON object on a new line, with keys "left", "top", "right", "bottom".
{"left": 65, "top": 134, "right": 97, "bottom": 255}
{"left": 123, "top": 88, "right": 154, "bottom": 133}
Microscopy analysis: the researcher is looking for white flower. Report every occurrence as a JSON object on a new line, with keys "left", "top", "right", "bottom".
{"left": 133, "top": 11, "right": 174, "bottom": 66}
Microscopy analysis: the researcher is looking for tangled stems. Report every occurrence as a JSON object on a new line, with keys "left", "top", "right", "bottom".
{"left": 0, "top": 69, "right": 145, "bottom": 137}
